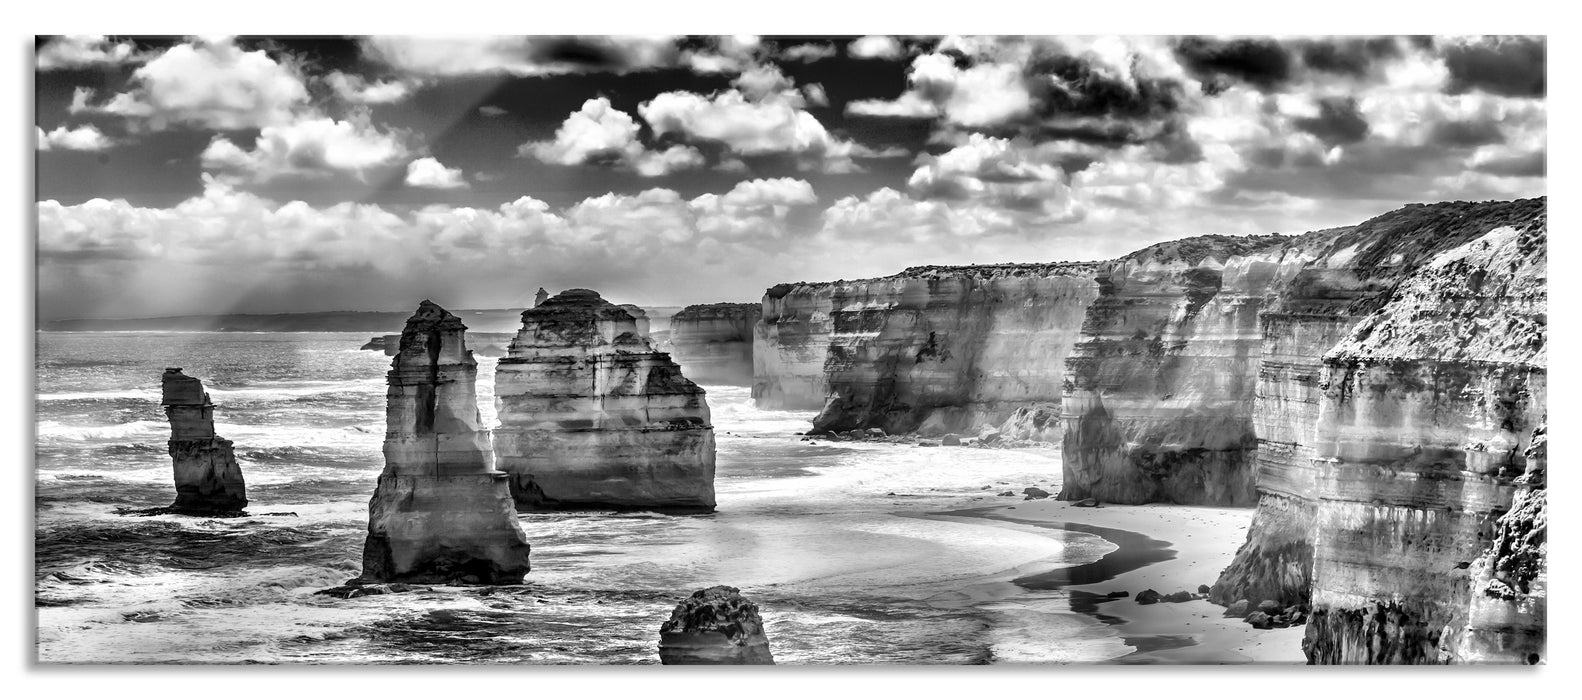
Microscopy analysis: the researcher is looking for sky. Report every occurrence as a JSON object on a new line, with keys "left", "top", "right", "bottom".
{"left": 34, "top": 34, "right": 1546, "bottom": 321}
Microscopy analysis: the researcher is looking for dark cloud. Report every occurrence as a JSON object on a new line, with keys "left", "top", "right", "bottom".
{"left": 1296, "top": 37, "right": 1402, "bottom": 77}
{"left": 1293, "top": 97, "right": 1369, "bottom": 145}
{"left": 1026, "top": 52, "right": 1184, "bottom": 119}
{"left": 1173, "top": 37, "right": 1293, "bottom": 92}
{"left": 1444, "top": 36, "right": 1545, "bottom": 97}
{"left": 1474, "top": 151, "right": 1545, "bottom": 177}
{"left": 1429, "top": 119, "right": 1506, "bottom": 148}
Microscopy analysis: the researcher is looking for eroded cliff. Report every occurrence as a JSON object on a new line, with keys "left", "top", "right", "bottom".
{"left": 802, "top": 264, "right": 1100, "bottom": 436}
{"left": 669, "top": 303, "right": 759, "bottom": 386}
{"left": 1058, "top": 234, "right": 1291, "bottom": 506}
{"left": 494, "top": 289, "right": 716, "bottom": 512}
{"left": 753, "top": 283, "right": 835, "bottom": 410}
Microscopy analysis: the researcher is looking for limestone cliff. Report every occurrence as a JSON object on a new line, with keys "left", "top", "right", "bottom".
{"left": 359, "top": 301, "right": 531, "bottom": 585}
{"left": 806, "top": 264, "right": 1101, "bottom": 436}
{"left": 753, "top": 283, "right": 835, "bottom": 410}
{"left": 658, "top": 586, "right": 774, "bottom": 665}
{"left": 494, "top": 289, "right": 716, "bottom": 512}
{"left": 160, "top": 368, "right": 247, "bottom": 514}
{"left": 669, "top": 303, "right": 759, "bottom": 386}
{"left": 1299, "top": 211, "right": 1546, "bottom": 664}
{"left": 1213, "top": 198, "right": 1547, "bottom": 615}
{"left": 1059, "top": 234, "right": 1292, "bottom": 506}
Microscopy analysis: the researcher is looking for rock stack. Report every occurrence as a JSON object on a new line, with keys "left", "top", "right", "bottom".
{"left": 658, "top": 586, "right": 775, "bottom": 665}
{"left": 160, "top": 368, "right": 247, "bottom": 514}
{"left": 534, "top": 287, "right": 549, "bottom": 307}
{"left": 494, "top": 289, "right": 716, "bottom": 512}
{"left": 358, "top": 300, "right": 531, "bottom": 585}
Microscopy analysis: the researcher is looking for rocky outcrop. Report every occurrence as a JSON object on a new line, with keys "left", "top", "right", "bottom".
{"left": 1298, "top": 211, "right": 1546, "bottom": 664}
{"left": 997, "top": 403, "right": 1063, "bottom": 443}
{"left": 753, "top": 283, "right": 835, "bottom": 410}
{"left": 493, "top": 289, "right": 716, "bottom": 512}
{"left": 358, "top": 301, "right": 531, "bottom": 585}
{"left": 808, "top": 264, "right": 1101, "bottom": 436}
{"left": 160, "top": 368, "right": 247, "bottom": 514}
{"left": 1059, "top": 234, "right": 1291, "bottom": 506}
{"left": 361, "top": 332, "right": 514, "bottom": 357}
{"left": 1213, "top": 198, "right": 1546, "bottom": 619}
{"left": 669, "top": 303, "right": 759, "bottom": 386}
{"left": 534, "top": 287, "right": 549, "bottom": 307}
{"left": 658, "top": 586, "right": 774, "bottom": 665}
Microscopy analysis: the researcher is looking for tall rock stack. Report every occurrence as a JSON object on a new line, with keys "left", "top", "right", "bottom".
{"left": 359, "top": 301, "right": 531, "bottom": 585}
{"left": 160, "top": 368, "right": 247, "bottom": 514}
{"left": 658, "top": 586, "right": 775, "bottom": 664}
{"left": 753, "top": 282, "right": 836, "bottom": 410}
{"left": 494, "top": 289, "right": 716, "bottom": 512}
{"left": 669, "top": 303, "right": 760, "bottom": 386}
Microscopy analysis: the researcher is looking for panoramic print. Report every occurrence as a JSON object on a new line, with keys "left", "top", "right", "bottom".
{"left": 34, "top": 34, "right": 1546, "bottom": 665}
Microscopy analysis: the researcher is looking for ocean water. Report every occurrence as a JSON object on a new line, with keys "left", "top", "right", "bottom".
{"left": 34, "top": 331, "right": 1129, "bottom": 664}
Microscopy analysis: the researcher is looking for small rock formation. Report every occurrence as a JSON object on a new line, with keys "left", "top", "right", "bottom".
{"left": 669, "top": 302, "right": 760, "bottom": 386}
{"left": 160, "top": 368, "right": 247, "bottom": 514}
{"left": 494, "top": 289, "right": 716, "bottom": 512}
{"left": 358, "top": 301, "right": 531, "bottom": 585}
{"left": 658, "top": 586, "right": 774, "bottom": 665}
{"left": 534, "top": 287, "right": 549, "bottom": 307}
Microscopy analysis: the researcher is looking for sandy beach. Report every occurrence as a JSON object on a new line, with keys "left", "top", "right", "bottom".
{"left": 933, "top": 498, "right": 1308, "bottom": 664}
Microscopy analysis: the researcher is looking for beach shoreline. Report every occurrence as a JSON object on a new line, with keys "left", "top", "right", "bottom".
{"left": 935, "top": 499, "right": 1307, "bottom": 664}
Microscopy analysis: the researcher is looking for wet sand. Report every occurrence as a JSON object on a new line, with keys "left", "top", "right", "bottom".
{"left": 939, "top": 499, "right": 1308, "bottom": 664}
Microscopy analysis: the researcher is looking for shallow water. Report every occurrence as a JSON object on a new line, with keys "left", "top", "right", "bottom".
{"left": 35, "top": 331, "right": 1130, "bottom": 664}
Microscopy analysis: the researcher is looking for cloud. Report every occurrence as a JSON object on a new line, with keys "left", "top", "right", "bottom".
{"left": 848, "top": 36, "right": 903, "bottom": 60}
{"left": 1442, "top": 36, "right": 1545, "bottom": 97}
{"left": 681, "top": 35, "right": 767, "bottom": 75}
{"left": 520, "top": 97, "right": 705, "bottom": 177}
{"left": 71, "top": 36, "right": 309, "bottom": 131}
{"left": 36, "top": 35, "right": 144, "bottom": 70}
{"left": 478, "top": 105, "right": 508, "bottom": 117}
{"left": 690, "top": 178, "right": 819, "bottom": 238}
{"left": 1292, "top": 96, "right": 1370, "bottom": 145}
{"left": 732, "top": 64, "right": 795, "bottom": 101}
{"left": 201, "top": 111, "right": 409, "bottom": 183}
{"left": 36, "top": 124, "right": 113, "bottom": 151}
{"left": 324, "top": 71, "right": 420, "bottom": 104}
{"left": 404, "top": 157, "right": 468, "bottom": 189}
{"left": 639, "top": 87, "right": 883, "bottom": 172}
{"left": 845, "top": 52, "right": 1032, "bottom": 128}
{"left": 906, "top": 134, "right": 1078, "bottom": 219}
{"left": 1173, "top": 37, "right": 1294, "bottom": 92}
{"left": 362, "top": 35, "right": 681, "bottom": 76}
{"left": 778, "top": 43, "right": 837, "bottom": 63}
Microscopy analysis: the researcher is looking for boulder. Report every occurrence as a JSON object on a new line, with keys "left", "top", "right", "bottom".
{"left": 1257, "top": 599, "right": 1282, "bottom": 615}
{"left": 1022, "top": 487, "right": 1051, "bottom": 500}
{"left": 1225, "top": 600, "right": 1251, "bottom": 618}
{"left": 1163, "top": 590, "right": 1195, "bottom": 603}
{"left": 1135, "top": 589, "right": 1161, "bottom": 605}
{"left": 658, "top": 586, "right": 774, "bottom": 665}
{"left": 1245, "top": 611, "right": 1273, "bottom": 629}
{"left": 866, "top": 428, "right": 887, "bottom": 438}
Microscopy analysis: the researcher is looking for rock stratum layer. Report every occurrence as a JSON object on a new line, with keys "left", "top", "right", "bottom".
{"left": 1060, "top": 234, "right": 1291, "bottom": 506}
{"left": 494, "top": 289, "right": 716, "bottom": 512}
{"left": 658, "top": 585, "right": 774, "bottom": 665}
{"left": 359, "top": 301, "right": 531, "bottom": 585}
{"left": 668, "top": 303, "right": 759, "bottom": 386}
{"left": 160, "top": 368, "right": 247, "bottom": 513}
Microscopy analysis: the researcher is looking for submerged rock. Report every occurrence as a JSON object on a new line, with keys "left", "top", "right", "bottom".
{"left": 358, "top": 301, "right": 531, "bottom": 585}
{"left": 657, "top": 586, "right": 774, "bottom": 665}
{"left": 494, "top": 289, "right": 716, "bottom": 512}
{"left": 160, "top": 368, "right": 247, "bottom": 514}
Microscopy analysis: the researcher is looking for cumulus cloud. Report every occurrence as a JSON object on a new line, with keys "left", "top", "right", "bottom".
{"left": 201, "top": 111, "right": 409, "bottom": 183}
{"left": 690, "top": 178, "right": 818, "bottom": 238}
{"left": 640, "top": 85, "right": 889, "bottom": 172}
{"left": 324, "top": 71, "right": 421, "bottom": 104}
{"left": 848, "top": 35, "right": 904, "bottom": 60}
{"left": 521, "top": 97, "right": 705, "bottom": 177}
{"left": 1442, "top": 35, "right": 1545, "bottom": 97}
{"left": 36, "top": 35, "right": 143, "bottom": 70}
{"left": 778, "top": 43, "right": 837, "bottom": 63}
{"left": 36, "top": 124, "right": 113, "bottom": 151}
{"left": 846, "top": 52, "right": 1032, "bottom": 128}
{"left": 362, "top": 35, "right": 681, "bottom": 76}
{"left": 404, "top": 157, "right": 468, "bottom": 189}
{"left": 681, "top": 35, "right": 767, "bottom": 75}
{"left": 906, "top": 134, "right": 1077, "bottom": 220}
{"left": 71, "top": 36, "right": 309, "bottom": 131}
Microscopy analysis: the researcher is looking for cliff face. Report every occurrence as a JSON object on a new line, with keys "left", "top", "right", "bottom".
{"left": 753, "top": 283, "right": 835, "bottom": 410}
{"left": 658, "top": 586, "right": 775, "bottom": 665}
{"left": 1059, "top": 235, "right": 1291, "bottom": 506}
{"left": 807, "top": 264, "right": 1100, "bottom": 436}
{"left": 160, "top": 368, "right": 247, "bottom": 514}
{"left": 1299, "top": 214, "right": 1546, "bottom": 664}
{"left": 493, "top": 289, "right": 716, "bottom": 512}
{"left": 359, "top": 301, "right": 531, "bottom": 585}
{"left": 1213, "top": 198, "right": 1547, "bottom": 615}
{"left": 669, "top": 303, "right": 760, "bottom": 386}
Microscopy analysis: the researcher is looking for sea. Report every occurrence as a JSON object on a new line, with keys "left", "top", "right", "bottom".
{"left": 34, "top": 331, "right": 1133, "bottom": 664}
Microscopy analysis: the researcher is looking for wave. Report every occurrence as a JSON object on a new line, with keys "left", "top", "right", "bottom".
{"left": 36, "top": 420, "right": 166, "bottom": 441}
{"left": 37, "top": 390, "right": 158, "bottom": 403}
